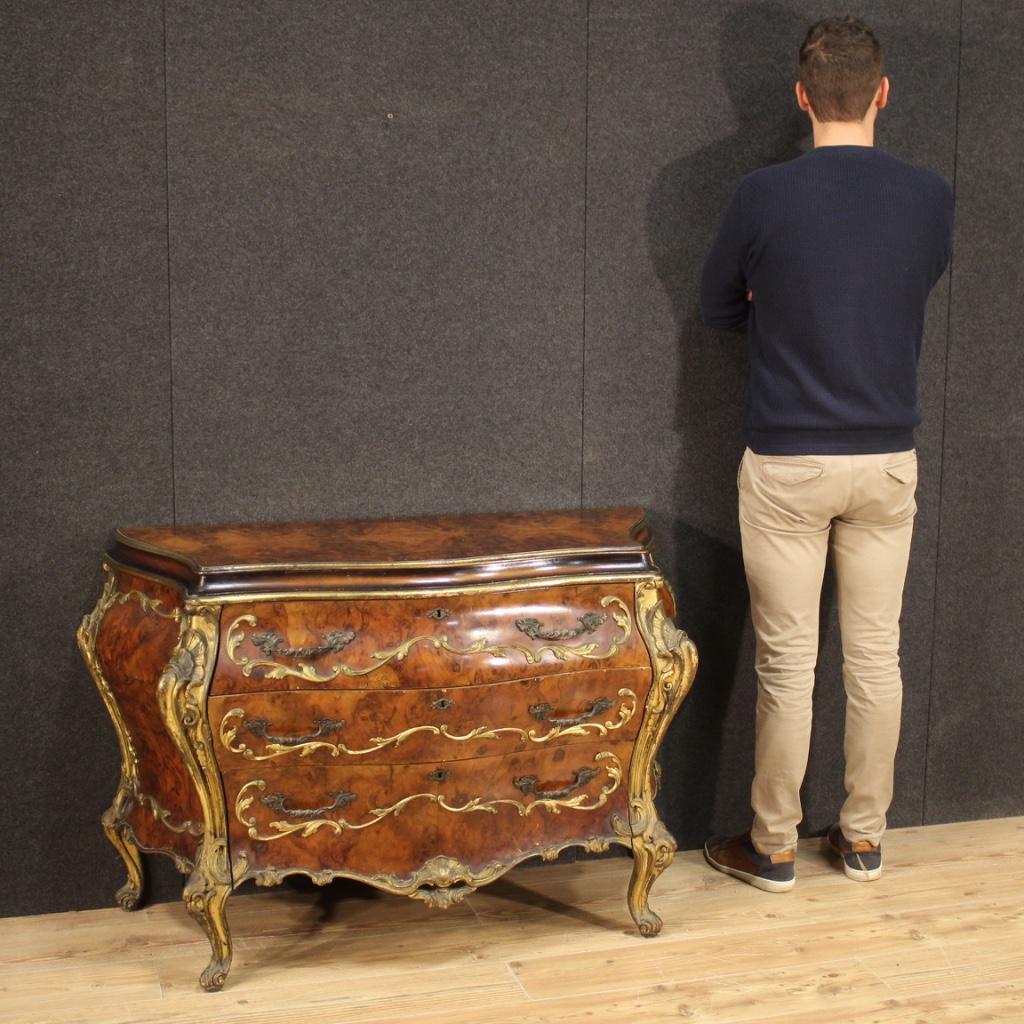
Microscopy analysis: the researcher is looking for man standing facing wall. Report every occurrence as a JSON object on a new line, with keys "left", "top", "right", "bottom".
{"left": 699, "top": 15, "right": 954, "bottom": 891}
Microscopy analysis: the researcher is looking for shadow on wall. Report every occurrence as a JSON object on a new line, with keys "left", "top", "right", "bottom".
{"left": 642, "top": 3, "right": 813, "bottom": 848}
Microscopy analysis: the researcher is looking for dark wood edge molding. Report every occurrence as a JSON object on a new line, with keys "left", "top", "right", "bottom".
{"left": 108, "top": 509, "right": 659, "bottom": 599}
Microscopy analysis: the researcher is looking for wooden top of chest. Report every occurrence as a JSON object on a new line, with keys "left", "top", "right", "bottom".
{"left": 109, "top": 506, "right": 660, "bottom": 600}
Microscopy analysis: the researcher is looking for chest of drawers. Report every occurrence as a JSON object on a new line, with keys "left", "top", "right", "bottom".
{"left": 78, "top": 507, "right": 697, "bottom": 990}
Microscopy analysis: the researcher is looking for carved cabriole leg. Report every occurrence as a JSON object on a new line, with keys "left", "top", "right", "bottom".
{"left": 157, "top": 604, "right": 234, "bottom": 991}
{"left": 101, "top": 780, "right": 145, "bottom": 911}
{"left": 614, "top": 578, "right": 698, "bottom": 937}
{"left": 78, "top": 567, "right": 153, "bottom": 910}
{"left": 183, "top": 837, "right": 233, "bottom": 991}
{"left": 624, "top": 805, "right": 678, "bottom": 936}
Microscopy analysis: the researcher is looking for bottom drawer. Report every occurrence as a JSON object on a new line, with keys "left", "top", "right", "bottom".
{"left": 431, "top": 739, "right": 633, "bottom": 873}
{"left": 226, "top": 738, "right": 633, "bottom": 888}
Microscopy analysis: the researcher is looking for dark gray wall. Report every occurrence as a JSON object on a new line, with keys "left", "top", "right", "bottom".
{"left": 2, "top": 1, "right": 1019, "bottom": 919}
{"left": 926, "top": 0, "right": 1024, "bottom": 823}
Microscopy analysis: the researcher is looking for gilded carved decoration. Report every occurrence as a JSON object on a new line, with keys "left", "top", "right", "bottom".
{"left": 156, "top": 604, "right": 233, "bottom": 991}
{"left": 235, "top": 750, "right": 623, "bottom": 842}
{"left": 611, "top": 578, "right": 698, "bottom": 936}
{"left": 231, "top": 835, "right": 624, "bottom": 907}
{"left": 77, "top": 569, "right": 202, "bottom": 913}
{"left": 217, "top": 687, "right": 638, "bottom": 761}
{"left": 224, "top": 595, "right": 633, "bottom": 684}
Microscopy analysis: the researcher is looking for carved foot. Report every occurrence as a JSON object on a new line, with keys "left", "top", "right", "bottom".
{"left": 626, "top": 821, "right": 676, "bottom": 938}
{"left": 184, "top": 863, "right": 233, "bottom": 992}
{"left": 115, "top": 879, "right": 143, "bottom": 912}
{"left": 102, "top": 804, "right": 144, "bottom": 911}
{"left": 199, "top": 957, "right": 231, "bottom": 993}
{"left": 633, "top": 908, "right": 664, "bottom": 937}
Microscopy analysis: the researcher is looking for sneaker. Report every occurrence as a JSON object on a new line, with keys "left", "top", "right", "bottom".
{"left": 703, "top": 831, "right": 796, "bottom": 892}
{"left": 827, "top": 824, "right": 883, "bottom": 881}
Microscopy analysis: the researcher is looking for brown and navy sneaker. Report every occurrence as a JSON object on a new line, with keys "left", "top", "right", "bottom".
{"left": 703, "top": 831, "right": 796, "bottom": 892}
{"left": 827, "top": 824, "right": 883, "bottom": 881}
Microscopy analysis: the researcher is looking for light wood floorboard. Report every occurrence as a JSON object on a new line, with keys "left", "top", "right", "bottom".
{"left": 2, "top": 817, "right": 1021, "bottom": 1023}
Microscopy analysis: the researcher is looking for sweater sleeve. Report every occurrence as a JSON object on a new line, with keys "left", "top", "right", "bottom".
{"left": 700, "top": 178, "right": 751, "bottom": 331}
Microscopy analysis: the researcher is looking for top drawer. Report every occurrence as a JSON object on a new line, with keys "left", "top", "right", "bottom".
{"left": 210, "top": 581, "right": 649, "bottom": 695}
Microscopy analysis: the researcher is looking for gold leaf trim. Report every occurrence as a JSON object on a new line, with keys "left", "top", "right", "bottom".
{"left": 235, "top": 750, "right": 623, "bottom": 842}
{"left": 232, "top": 836, "right": 627, "bottom": 905}
{"left": 224, "top": 595, "right": 633, "bottom": 684}
{"left": 137, "top": 791, "right": 204, "bottom": 836}
{"left": 114, "top": 589, "right": 182, "bottom": 621}
{"left": 78, "top": 570, "right": 199, "bottom": 837}
{"left": 218, "top": 687, "right": 638, "bottom": 760}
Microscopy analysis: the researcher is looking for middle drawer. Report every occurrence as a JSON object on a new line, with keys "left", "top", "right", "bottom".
{"left": 209, "top": 666, "right": 650, "bottom": 768}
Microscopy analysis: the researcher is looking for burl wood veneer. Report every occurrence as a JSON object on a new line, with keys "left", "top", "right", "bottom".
{"left": 78, "top": 507, "right": 698, "bottom": 990}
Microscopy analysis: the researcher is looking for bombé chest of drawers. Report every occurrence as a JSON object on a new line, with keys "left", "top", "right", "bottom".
{"left": 78, "top": 507, "right": 697, "bottom": 990}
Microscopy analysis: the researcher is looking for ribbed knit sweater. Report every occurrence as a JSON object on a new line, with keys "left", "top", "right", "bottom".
{"left": 700, "top": 144, "right": 955, "bottom": 454}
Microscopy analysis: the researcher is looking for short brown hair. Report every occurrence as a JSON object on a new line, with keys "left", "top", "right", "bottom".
{"left": 799, "top": 15, "right": 883, "bottom": 123}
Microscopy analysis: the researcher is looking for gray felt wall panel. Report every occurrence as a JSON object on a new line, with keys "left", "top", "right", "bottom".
{"left": 163, "top": 1, "right": 588, "bottom": 524}
{"left": 582, "top": 1, "right": 961, "bottom": 849}
{"left": 926, "top": 1, "right": 1024, "bottom": 822}
{"left": 0, "top": 1, "right": 176, "bottom": 916}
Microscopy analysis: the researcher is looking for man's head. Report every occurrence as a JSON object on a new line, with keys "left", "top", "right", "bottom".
{"left": 796, "top": 15, "right": 887, "bottom": 125}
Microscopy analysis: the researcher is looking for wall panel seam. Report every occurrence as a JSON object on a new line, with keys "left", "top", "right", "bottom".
{"left": 580, "top": 0, "right": 591, "bottom": 510}
{"left": 923, "top": 0, "right": 964, "bottom": 825}
{"left": 162, "top": 0, "right": 177, "bottom": 526}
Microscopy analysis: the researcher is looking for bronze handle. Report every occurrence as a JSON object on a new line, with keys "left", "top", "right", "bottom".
{"left": 432, "top": 697, "right": 455, "bottom": 710}
{"left": 249, "top": 628, "right": 356, "bottom": 658}
{"left": 261, "top": 790, "right": 356, "bottom": 819}
{"left": 528, "top": 696, "right": 615, "bottom": 726}
{"left": 244, "top": 716, "right": 346, "bottom": 746}
{"left": 513, "top": 766, "right": 600, "bottom": 799}
{"left": 515, "top": 611, "right": 607, "bottom": 642}
{"left": 427, "top": 768, "right": 449, "bottom": 782}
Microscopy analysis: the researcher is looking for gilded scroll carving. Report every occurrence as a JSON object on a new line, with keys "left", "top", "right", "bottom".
{"left": 231, "top": 835, "right": 623, "bottom": 906}
{"left": 78, "top": 570, "right": 201, "bottom": 854}
{"left": 225, "top": 595, "right": 633, "bottom": 684}
{"left": 218, "top": 688, "right": 637, "bottom": 761}
{"left": 611, "top": 578, "right": 698, "bottom": 937}
{"left": 235, "top": 750, "right": 623, "bottom": 842}
{"left": 156, "top": 605, "right": 233, "bottom": 991}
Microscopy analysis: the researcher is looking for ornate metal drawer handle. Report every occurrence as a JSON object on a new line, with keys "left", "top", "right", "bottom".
{"left": 513, "top": 766, "right": 600, "bottom": 799}
{"left": 249, "top": 628, "right": 356, "bottom": 658}
{"left": 515, "top": 612, "right": 607, "bottom": 642}
{"left": 261, "top": 790, "right": 357, "bottom": 819}
{"left": 427, "top": 768, "right": 449, "bottom": 782}
{"left": 244, "top": 717, "right": 346, "bottom": 747}
{"left": 432, "top": 697, "right": 455, "bottom": 710}
{"left": 528, "top": 696, "right": 616, "bottom": 726}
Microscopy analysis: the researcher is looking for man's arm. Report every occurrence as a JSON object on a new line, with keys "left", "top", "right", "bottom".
{"left": 700, "top": 179, "right": 751, "bottom": 331}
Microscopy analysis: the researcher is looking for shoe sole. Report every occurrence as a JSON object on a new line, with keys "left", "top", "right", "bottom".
{"left": 703, "top": 843, "right": 795, "bottom": 893}
{"left": 827, "top": 836, "right": 883, "bottom": 881}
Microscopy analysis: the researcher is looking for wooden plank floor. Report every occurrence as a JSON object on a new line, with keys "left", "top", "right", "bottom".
{"left": 3, "top": 818, "right": 1022, "bottom": 1024}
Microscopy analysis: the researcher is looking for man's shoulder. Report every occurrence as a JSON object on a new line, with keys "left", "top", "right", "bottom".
{"left": 879, "top": 151, "right": 953, "bottom": 199}
{"left": 742, "top": 148, "right": 952, "bottom": 203}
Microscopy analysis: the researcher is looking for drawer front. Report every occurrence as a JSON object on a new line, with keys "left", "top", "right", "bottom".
{"left": 431, "top": 738, "right": 633, "bottom": 871}
{"left": 225, "top": 738, "right": 631, "bottom": 885}
{"left": 210, "top": 667, "right": 651, "bottom": 767}
{"left": 210, "top": 581, "right": 647, "bottom": 696}
{"left": 225, "top": 762, "right": 447, "bottom": 882}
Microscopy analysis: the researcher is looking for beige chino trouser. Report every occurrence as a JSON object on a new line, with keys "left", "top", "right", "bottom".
{"left": 737, "top": 445, "right": 918, "bottom": 855}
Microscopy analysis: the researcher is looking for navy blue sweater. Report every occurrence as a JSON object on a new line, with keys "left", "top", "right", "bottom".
{"left": 700, "top": 144, "right": 954, "bottom": 454}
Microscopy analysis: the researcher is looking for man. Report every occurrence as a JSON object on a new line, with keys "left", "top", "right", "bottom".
{"left": 699, "top": 15, "right": 954, "bottom": 892}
